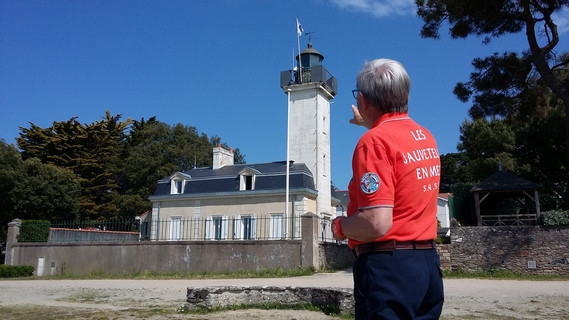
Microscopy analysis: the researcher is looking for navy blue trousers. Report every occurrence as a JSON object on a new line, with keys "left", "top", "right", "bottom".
{"left": 353, "top": 248, "right": 444, "bottom": 320}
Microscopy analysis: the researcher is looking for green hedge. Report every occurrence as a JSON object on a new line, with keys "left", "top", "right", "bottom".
{"left": 17, "top": 220, "right": 51, "bottom": 242}
{"left": 0, "top": 265, "right": 34, "bottom": 278}
{"left": 542, "top": 210, "right": 569, "bottom": 226}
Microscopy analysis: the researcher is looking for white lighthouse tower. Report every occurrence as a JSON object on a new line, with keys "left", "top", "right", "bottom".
{"left": 280, "top": 43, "right": 337, "bottom": 218}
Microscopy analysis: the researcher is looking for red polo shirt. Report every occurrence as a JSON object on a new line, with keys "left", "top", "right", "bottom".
{"left": 347, "top": 112, "right": 440, "bottom": 248}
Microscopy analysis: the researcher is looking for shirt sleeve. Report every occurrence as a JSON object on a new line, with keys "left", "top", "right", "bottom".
{"left": 352, "top": 140, "right": 395, "bottom": 209}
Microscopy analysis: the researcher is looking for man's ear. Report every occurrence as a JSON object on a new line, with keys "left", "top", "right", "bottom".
{"left": 361, "top": 94, "right": 371, "bottom": 113}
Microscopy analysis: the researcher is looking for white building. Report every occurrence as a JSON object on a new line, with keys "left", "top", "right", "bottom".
{"left": 148, "top": 43, "right": 339, "bottom": 241}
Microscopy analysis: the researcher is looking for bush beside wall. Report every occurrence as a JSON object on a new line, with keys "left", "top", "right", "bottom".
{"left": 17, "top": 220, "right": 50, "bottom": 242}
{"left": 0, "top": 265, "right": 34, "bottom": 278}
{"left": 542, "top": 210, "right": 569, "bottom": 226}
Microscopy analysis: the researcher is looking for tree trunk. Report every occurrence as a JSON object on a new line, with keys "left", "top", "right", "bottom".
{"left": 523, "top": 0, "right": 569, "bottom": 209}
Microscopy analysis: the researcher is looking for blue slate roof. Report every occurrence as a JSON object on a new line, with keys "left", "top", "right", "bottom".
{"left": 152, "top": 161, "right": 316, "bottom": 197}
{"left": 333, "top": 189, "right": 349, "bottom": 207}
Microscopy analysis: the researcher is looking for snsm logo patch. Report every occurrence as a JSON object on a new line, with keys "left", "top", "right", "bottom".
{"left": 360, "top": 172, "right": 380, "bottom": 194}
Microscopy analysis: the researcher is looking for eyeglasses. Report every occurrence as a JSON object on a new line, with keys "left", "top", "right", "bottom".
{"left": 352, "top": 89, "right": 361, "bottom": 99}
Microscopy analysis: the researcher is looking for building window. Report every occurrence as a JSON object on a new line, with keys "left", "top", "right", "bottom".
{"left": 171, "top": 179, "right": 184, "bottom": 194}
{"left": 245, "top": 176, "right": 253, "bottom": 190}
{"left": 241, "top": 215, "right": 256, "bottom": 240}
{"left": 233, "top": 215, "right": 256, "bottom": 240}
{"left": 213, "top": 216, "right": 223, "bottom": 240}
{"left": 242, "top": 216, "right": 252, "bottom": 240}
{"left": 269, "top": 213, "right": 284, "bottom": 240}
{"left": 206, "top": 216, "right": 226, "bottom": 240}
{"left": 240, "top": 174, "right": 255, "bottom": 190}
{"left": 169, "top": 216, "right": 182, "bottom": 240}
{"left": 323, "top": 153, "right": 327, "bottom": 177}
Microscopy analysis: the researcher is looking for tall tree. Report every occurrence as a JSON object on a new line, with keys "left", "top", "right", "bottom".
{"left": 439, "top": 152, "right": 472, "bottom": 193}
{"left": 457, "top": 117, "right": 520, "bottom": 179}
{"left": 0, "top": 141, "right": 24, "bottom": 233}
{"left": 14, "top": 112, "right": 246, "bottom": 221}
{"left": 17, "top": 111, "right": 131, "bottom": 220}
{"left": 115, "top": 118, "right": 246, "bottom": 218}
{"left": 12, "top": 158, "right": 81, "bottom": 221}
{"left": 417, "top": 0, "right": 569, "bottom": 207}
{"left": 0, "top": 140, "right": 80, "bottom": 223}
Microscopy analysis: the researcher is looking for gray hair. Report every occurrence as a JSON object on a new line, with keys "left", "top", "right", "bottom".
{"left": 356, "top": 58, "right": 410, "bottom": 113}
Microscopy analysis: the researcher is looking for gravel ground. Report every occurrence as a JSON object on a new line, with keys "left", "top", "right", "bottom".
{"left": 1, "top": 271, "right": 568, "bottom": 319}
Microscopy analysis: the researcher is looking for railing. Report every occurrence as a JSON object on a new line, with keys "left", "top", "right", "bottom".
{"left": 480, "top": 213, "right": 538, "bottom": 226}
{"left": 150, "top": 216, "right": 336, "bottom": 243}
{"left": 280, "top": 65, "right": 337, "bottom": 96}
{"left": 48, "top": 220, "right": 140, "bottom": 242}
{"left": 21, "top": 216, "right": 338, "bottom": 244}
{"left": 150, "top": 216, "right": 304, "bottom": 241}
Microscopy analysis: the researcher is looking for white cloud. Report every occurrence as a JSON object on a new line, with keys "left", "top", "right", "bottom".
{"left": 552, "top": 7, "right": 569, "bottom": 34}
{"left": 330, "top": 0, "right": 416, "bottom": 17}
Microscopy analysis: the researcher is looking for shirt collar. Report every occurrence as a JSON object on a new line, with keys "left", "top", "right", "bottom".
{"left": 372, "top": 112, "right": 410, "bottom": 127}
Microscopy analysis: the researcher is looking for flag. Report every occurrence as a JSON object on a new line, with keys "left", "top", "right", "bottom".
{"left": 296, "top": 19, "right": 304, "bottom": 37}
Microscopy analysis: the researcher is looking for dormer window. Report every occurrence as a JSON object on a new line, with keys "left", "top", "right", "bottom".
{"left": 238, "top": 167, "right": 259, "bottom": 191}
{"left": 169, "top": 172, "right": 190, "bottom": 195}
{"left": 171, "top": 179, "right": 184, "bottom": 194}
{"left": 240, "top": 174, "right": 255, "bottom": 191}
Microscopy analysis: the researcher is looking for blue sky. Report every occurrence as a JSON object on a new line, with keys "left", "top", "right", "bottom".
{"left": 1, "top": 0, "right": 568, "bottom": 189}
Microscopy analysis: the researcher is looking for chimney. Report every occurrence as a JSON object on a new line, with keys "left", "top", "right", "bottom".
{"left": 212, "top": 144, "right": 234, "bottom": 169}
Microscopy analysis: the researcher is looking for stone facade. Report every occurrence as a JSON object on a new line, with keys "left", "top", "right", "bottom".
{"left": 318, "top": 242, "right": 354, "bottom": 271}
{"left": 436, "top": 243, "right": 451, "bottom": 270}
{"left": 186, "top": 285, "right": 354, "bottom": 315}
{"left": 450, "top": 226, "right": 569, "bottom": 275}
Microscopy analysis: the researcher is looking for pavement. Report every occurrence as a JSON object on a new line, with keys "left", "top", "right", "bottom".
{"left": 1, "top": 270, "right": 569, "bottom": 319}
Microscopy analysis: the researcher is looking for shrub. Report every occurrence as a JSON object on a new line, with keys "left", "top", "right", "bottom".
{"left": 542, "top": 210, "right": 569, "bottom": 226}
{"left": 0, "top": 265, "right": 34, "bottom": 278}
{"left": 17, "top": 220, "right": 51, "bottom": 242}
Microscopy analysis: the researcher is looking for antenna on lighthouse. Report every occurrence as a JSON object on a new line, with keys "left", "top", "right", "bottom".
{"left": 304, "top": 31, "right": 314, "bottom": 43}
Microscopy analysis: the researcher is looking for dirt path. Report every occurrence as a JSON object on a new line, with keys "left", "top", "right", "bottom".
{"left": 1, "top": 273, "right": 568, "bottom": 319}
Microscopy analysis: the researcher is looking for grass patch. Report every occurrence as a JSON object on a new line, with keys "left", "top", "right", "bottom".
{"left": 443, "top": 268, "right": 569, "bottom": 280}
{"left": 26, "top": 267, "right": 317, "bottom": 280}
{"left": 440, "top": 315, "right": 520, "bottom": 320}
{"left": 0, "top": 304, "right": 352, "bottom": 320}
{"left": 13, "top": 266, "right": 568, "bottom": 281}
{"left": 179, "top": 302, "right": 353, "bottom": 319}
{"left": 61, "top": 288, "right": 112, "bottom": 303}
{"left": 0, "top": 305, "right": 184, "bottom": 320}
{"left": 183, "top": 302, "right": 323, "bottom": 314}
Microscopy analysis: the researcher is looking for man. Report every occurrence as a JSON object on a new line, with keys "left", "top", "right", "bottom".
{"left": 332, "top": 58, "right": 444, "bottom": 319}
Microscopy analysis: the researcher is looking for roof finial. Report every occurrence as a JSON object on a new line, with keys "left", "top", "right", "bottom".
{"left": 305, "top": 31, "right": 314, "bottom": 43}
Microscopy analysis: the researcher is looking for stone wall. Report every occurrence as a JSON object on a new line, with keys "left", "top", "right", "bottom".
{"left": 5, "top": 215, "right": 355, "bottom": 276}
{"left": 436, "top": 244, "right": 451, "bottom": 270}
{"left": 450, "top": 226, "right": 569, "bottom": 275}
{"left": 186, "top": 286, "right": 354, "bottom": 315}
{"left": 7, "top": 219, "right": 569, "bottom": 277}
{"left": 9, "top": 240, "right": 307, "bottom": 276}
{"left": 318, "top": 242, "right": 354, "bottom": 270}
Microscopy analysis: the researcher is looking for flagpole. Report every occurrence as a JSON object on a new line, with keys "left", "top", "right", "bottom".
{"left": 287, "top": 19, "right": 301, "bottom": 238}
{"left": 292, "top": 48, "right": 295, "bottom": 70}
{"left": 285, "top": 89, "right": 291, "bottom": 236}
{"left": 296, "top": 18, "right": 303, "bottom": 83}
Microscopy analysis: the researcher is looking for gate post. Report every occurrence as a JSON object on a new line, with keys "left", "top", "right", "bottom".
{"left": 301, "top": 213, "right": 319, "bottom": 269}
{"left": 4, "top": 218, "right": 21, "bottom": 265}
